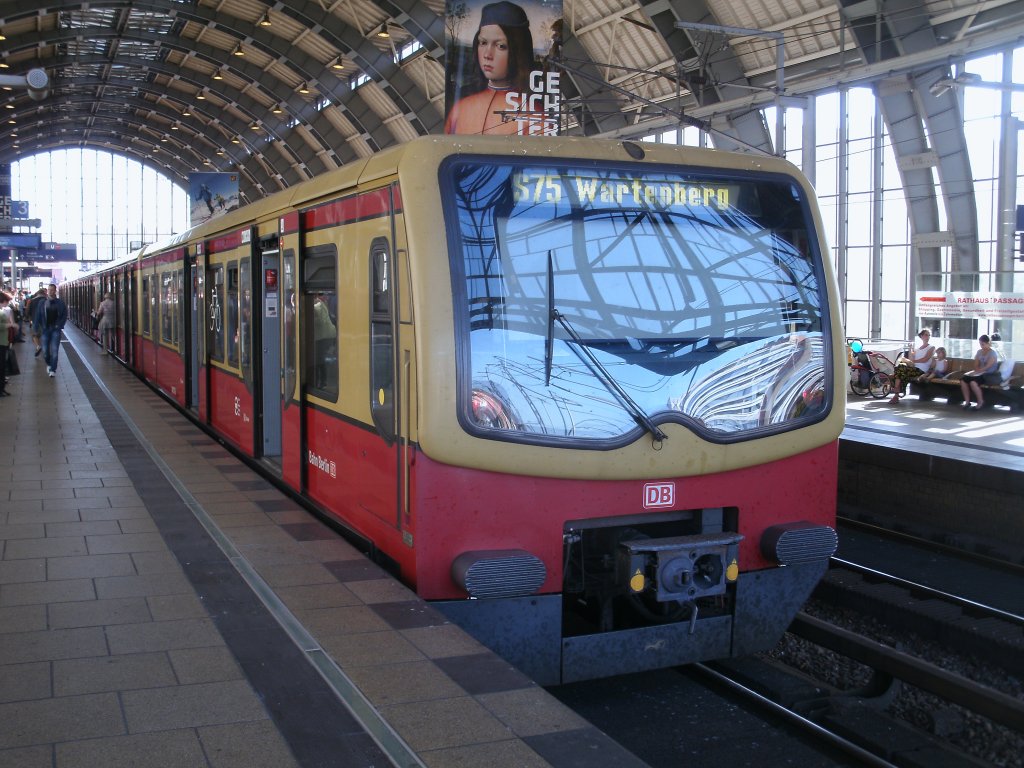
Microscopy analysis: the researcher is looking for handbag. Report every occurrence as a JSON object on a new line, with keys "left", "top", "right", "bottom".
{"left": 5, "top": 345, "right": 19, "bottom": 376}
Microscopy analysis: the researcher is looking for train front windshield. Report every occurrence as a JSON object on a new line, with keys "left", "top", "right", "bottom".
{"left": 445, "top": 159, "right": 831, "bottom": 445}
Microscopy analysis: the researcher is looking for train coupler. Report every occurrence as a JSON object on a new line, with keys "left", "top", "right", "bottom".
{"left": 618, "top": 532, "right": 742, "bottom": 602}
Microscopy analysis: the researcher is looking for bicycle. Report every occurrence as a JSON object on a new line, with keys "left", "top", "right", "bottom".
{"left": 847, "top": 340, "right": 895, "bottom": 398}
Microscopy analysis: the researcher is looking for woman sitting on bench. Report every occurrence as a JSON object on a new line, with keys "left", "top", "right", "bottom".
{"left": 890, "top": 329, "right": 935, "bottom": 403}
{"left": 960, "top": 335, "right": 1001, "bottom": 411}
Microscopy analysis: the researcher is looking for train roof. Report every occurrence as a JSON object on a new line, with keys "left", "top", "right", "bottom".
{"left": 133, "top": 134, "right": 807, "bottom": 261}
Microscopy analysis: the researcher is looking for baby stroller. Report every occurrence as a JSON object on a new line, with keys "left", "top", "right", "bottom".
{"left": 848, "top": 340, "right": 894, "bottom": 398}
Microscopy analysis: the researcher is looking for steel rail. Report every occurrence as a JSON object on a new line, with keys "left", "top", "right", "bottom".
{"left": 829, "top": 556, "right": 1024, "bottom": 627}
{"left": 789, "top": 613, "right": 1024, "bottom": 733}
{"left": 691, "top": 663, "right": 898, "bottom": 768}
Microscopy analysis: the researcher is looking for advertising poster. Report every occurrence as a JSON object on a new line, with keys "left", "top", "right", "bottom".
{"left": 917, "top": 291, "right": 1024, "bottom": 320}
{"left": 445, "top": 0, "right": 562, "bottom": 136}
{"left": 188, "top": 172, "right": 240, "bottom": 228}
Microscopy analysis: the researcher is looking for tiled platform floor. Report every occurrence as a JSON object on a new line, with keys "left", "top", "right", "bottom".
{"left": 843, "top": 387, "right": 1024, "bottom": 469}
{"left": 0, "top": 327, "right": 647, "bottom": 768}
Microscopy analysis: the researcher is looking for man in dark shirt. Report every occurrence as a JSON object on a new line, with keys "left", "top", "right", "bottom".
{"left": 33, "top": 283, "right": 68, "bottom": 378}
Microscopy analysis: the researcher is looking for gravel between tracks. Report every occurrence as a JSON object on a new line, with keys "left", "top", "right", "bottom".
{"left": 763, "top": 598, "right": 1024, "bottom": 767}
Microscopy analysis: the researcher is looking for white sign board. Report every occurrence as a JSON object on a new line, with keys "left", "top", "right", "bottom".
{"left": 917, "top": 292, "right": 1024, "bottom": 320}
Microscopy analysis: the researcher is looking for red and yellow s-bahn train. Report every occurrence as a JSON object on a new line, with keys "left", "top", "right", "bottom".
{"left": 66, "top": 135, "right": 843, "bottom": 685}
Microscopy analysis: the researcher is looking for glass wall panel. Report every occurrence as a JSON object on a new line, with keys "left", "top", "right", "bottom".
{"left": 847, "top": 138, "right": 874, "bottom": 194}
{"left": 816, "top": 152, "right": 838, "bottom": 198}
{"left": 881, "top": 247, "right": 909, "bottom": 300}
{"left": 880, "top": 302, "right": 908, "bottom": 340}
{"left": 847, "top": 193, "right": 873, "bottom": 247}
{"left": 815, "top": 92, "right": 839, "bottom": 146}
{"left": 975, "top": 179, "right": 996, "bottom": 242}
{"left": 847, "top": 88, "right": 875, "bottom": 140}
{"left": 846, "top": 248, "right": 871, "bottom": 300}
{"left": 11, "top": 149, "right": 188, "bottom": 270}
{"left": 881, "top": 190, "right": 909, "bottom": 245}
{"left": 784, "top": 107, "right": 803, "bottom": 157}
{"left": 845, "top": 301, "right": 870, "bottom": 338}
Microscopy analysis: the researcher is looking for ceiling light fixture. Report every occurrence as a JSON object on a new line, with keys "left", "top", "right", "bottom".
{"left": 271, "top": 104, "right": 283, "bottom": 114}
{"left": 197, "top": 93, "right": 206, "bottom": 100}
{"left": 182, "top": 108, "right": 191, "bottom": 116}
{"left": 233, "top": 44, "right": 245, "bottom": 57}
{"left": 297, "top": 82, "right": 310, "bottom": 94}
{"left": 213, "top": 71, "right": 223, "bottom": 80}
{"left": 331, "top": 57, "right": 345, "bottom": 70}
{"left": 376, "top": 24, "right": 390, "bottom": 38}
{"left": 259, "top": 12, "right": 272, "bottom": 27}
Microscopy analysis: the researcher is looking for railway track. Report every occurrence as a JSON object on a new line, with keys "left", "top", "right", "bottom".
{"left": 552, "top": 522, "right": 1024, "bottom": 766}
{"left": 759, "top": 535, "right": 1024, "bottom": 766}
{"left": 817, "top": 557, "right": 1024, "bottom": 675}
{"left": 690, "top": 661, "right": 900, "bottom": 767}
{"left": 715, "top": 605, "right": 1022, "bottom": 766}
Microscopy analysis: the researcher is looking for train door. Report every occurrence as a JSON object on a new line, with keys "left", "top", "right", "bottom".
{"left": 186, "top": 251, "right": 201, "bottom": 412}
{"left": 361, "top": 186, "right": 414, "bottom": 537}
{"left": 277, "top": 215, "right": 303, "bottom": 490}
{"left": 362, "top": 237, "right": 401, "bottom": 528}
{"left": 125, "top": 264, "right": 137, "bottom": 367}
{"left": 259, "top": 236, "right": 282, "bottom": 464}
{"left": 140, "top": 261, "right": 156, "bottom": 383}
{"left": 111, "top": 271, "right": 121, "bottom": 358}
{"left": 197, "top": 242, "right": 211, "bottom": 424}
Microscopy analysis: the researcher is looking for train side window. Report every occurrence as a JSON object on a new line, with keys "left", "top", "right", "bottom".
{"left": 303, "top": 245, "right": 338, "bottom": 400}
{"left": 227, "top": 261, "right": 240, "bottom": 368}
{"left": 209, "top": 265, "right": 225, "bottom": 362}
{"left": 141, "top": 276, "right": 151, "bottom": 337}
{"left": 369, "top": 238, "right": 394, "bottom": 440}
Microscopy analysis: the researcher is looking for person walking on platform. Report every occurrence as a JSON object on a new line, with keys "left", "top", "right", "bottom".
{"left": 26, "top": 286, "right": 46, "bottom": 357}
{"left": 96, "top": 292, "right": 116, "bottom": 353}
{"left": 35, "top": 282, "right": 68, "bottom": 378}
{"left": 0, "top": 291, "right": 14, "bottom": 395}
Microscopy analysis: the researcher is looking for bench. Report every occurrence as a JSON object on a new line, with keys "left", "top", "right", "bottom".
{"left": 909, "top": 358, "right": 1024, "bottom": 411}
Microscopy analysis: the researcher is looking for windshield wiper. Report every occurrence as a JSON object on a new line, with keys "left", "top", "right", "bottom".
{"left": 544, "top": 251, "right": 666, "bottom": 442}
{"left": 545, "top": 251, "right": 555, "bottom": 386}
{"left": 552, "top": 309, "right": 668, "bottom": 443}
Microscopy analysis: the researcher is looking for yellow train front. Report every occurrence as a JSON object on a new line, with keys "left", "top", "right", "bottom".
{"left": 71, "top": 135, "right": 845, "bottom": 685}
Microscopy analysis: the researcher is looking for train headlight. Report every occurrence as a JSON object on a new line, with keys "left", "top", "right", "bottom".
{"left": 470, "top": 387, "right": 517, "bottom": 430}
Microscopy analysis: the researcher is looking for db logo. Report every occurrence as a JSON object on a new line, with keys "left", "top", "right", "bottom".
{"left": 643, "top": 482, "right": 675, "bottom": 509}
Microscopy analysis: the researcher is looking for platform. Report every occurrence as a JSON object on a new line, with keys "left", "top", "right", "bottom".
{"left": 0, "top": 327, "right": 647, "bottom": 768}
{"left": 841, "top": 389, "right": 1024, "bottom": 562}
